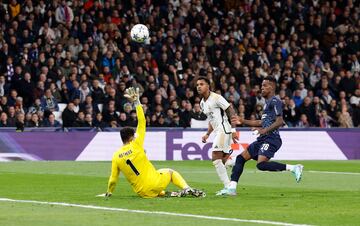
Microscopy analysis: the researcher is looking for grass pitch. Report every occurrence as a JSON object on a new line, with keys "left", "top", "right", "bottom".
{"left": 0, "top": 160, "right": 359, "bottom": 226}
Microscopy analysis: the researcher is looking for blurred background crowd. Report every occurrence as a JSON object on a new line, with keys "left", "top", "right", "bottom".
{"left": 0, "top": 0, "right": 359, "bottom": 130}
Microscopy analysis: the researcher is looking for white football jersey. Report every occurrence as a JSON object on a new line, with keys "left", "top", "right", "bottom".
{"left": 200, "top": 92, "right": 231, "bottom": 133}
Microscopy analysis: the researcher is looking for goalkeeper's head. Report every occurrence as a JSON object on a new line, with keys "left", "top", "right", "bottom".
{"left": 120, "top": 127, "right": 135, "bottom": 144}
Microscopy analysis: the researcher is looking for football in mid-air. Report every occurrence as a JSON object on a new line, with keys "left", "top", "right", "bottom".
{"left": 130, "top": 24, "right": 149, "bottom": 43}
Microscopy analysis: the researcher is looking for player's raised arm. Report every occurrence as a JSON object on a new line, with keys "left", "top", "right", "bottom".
{"left": 124, "top": 87, "right": 145, "bottom": 146}
{"left": 106, "top": 156, "right": 120, "bottom": 196}
{"left": 134, "top": 103, "right": 146, "bottom": 146}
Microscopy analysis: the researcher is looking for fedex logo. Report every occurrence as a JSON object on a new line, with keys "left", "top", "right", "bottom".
{"left": 166, "top": 131, "right": 249, "bottom": 160}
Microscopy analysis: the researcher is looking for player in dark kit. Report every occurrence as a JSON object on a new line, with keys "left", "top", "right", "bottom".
{"left": 217, "top": 76, "right": 304, "bottom": 196}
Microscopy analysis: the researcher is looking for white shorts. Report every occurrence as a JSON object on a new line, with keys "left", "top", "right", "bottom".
{"left": 212, "top": 132, "right": 232, "bottom": 153}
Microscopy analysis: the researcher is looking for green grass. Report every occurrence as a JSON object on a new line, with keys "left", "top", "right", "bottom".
{"left": 0, "top": 161, "right": 359, "bottom": 226}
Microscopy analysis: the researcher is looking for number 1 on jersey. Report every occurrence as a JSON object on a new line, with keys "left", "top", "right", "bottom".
{"left": 126, "top": 159, "right": 140, "bottom": 176}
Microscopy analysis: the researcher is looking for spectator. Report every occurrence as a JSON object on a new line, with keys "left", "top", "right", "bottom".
{"left": 168, "top": 113, "right": 184, "bottom": 127}
{"left": 80, "top": 95, "right": 99, "bottom": 114}
{"left": 55, "top": 0, "right": 74, "bottom": 25}
{"left": 28, "top": 98, "right": 44, "bottom": 114}
{"left": 18, "top": 73, "right": 35, "bottom": 108}
{"left": 0, "top": 112, "right": 9, "bottom": 127}
{"left": 68, "top": 38, "right": 83, "bottom": 61}
{"left": 350, "top": 89, "right": 360, "bottom": 107}
{"left": 190, "top": 103, "right": 207, "bottom": 121}
{"left": 224, "top": 85, "right": 240, "bottom": 103}
{"left": 0, "top": 75, "right": 9, "bottom": 97}
{"left": 180, "top": 101, "right": 193, "bottom": 128}
{"left": 118, "top": 112, "right": 129, "bottom": 127}
{"left": 93, "top": 112, "right": 108, "bottom": 129}
{"left": 338, "top": 108, "right": 354, "bottom": 128}
{"left": 283, "top": 99, "right": 300, "bottom": 127}
{"left": 299, "top": 97, "right": 317, "bottom": 126}
{"left": 14, "top": 97, "right": 25, "bottom": 114}
{"left": 62, "top": 102, "right": 77, "bottom": 127}
{"left": 7, "top": 89, "right": 18, "bottom": 107}
{"left": 26, "top": 113, "right": 43, "bottom": 127}
{"left": 79, "top": 81, "right": 91, "bottom": 103}
{"left": 7, "top": 106, "right": 17, "bottom": 127}
{"left": 293, "top": 90, "right": 303, "bottom": 107}
{"left": 50, "top": 82, "right": 62, "bottom": 103}
{"left": 127, "top": 110, "right": 138, "bottom": 127}
{"left": 9, "top": 0, "right": 21, "bottom": 19}
{"left": 103, "top": 104, "right": 119, "bottom": 124}
{"left": 15, "top": 112, "right": 25, "bottom": 132}
{"left": 43, "top": 113, "right": 61, "bottom": 127}
{"left": 41, "top": 89, "right": 59, "bottom": 112}
{"left": 60, "top": 83, "right": 71, "bottom": 104}
{"left": 91, "top": 79, "right": 105, "bottom": 104}
{"left": 84, "top": 113, "right": 94, "bottom": 127}
{"left": 0, "top": 96, "right": 9, "bottom": 113}
{"left": 154, "top": 115, "right": 167, "bottom": 127}
{"left": 73, "top": 111, "right": 87, "bottom": 127}
{"left": 297, "top": 114, "right": 310, "bottom": 128}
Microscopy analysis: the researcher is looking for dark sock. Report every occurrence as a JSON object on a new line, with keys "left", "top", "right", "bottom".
{"left": 230, "top": 155, "right": 247, "bottom": 182}
{"left": 257, "top": 161, "right": 286, "bottom": 171}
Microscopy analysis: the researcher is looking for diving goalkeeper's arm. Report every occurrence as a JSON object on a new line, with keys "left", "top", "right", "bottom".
{"left": 124, "top": 87, "right": 145, "bottom": 146}
{"left": 105, "top": 156, "right": 120, "bottom": 197}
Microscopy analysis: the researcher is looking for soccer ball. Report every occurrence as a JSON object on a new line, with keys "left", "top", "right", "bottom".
{"left": 130, "top": 24, "right": 149, "bottom": 43}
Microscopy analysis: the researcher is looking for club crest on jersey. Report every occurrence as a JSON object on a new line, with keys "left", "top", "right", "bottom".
{"left": 261, "top": 114, "right": 267, "bottom": 119}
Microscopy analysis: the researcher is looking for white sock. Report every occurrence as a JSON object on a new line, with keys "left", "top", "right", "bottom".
{"left": 228, "top": 181, "right": 237, "bottom": 190}
{"left": 224, "top": 157, "right": 235, "bottom": 168}
{"left": 286, "top": 164, "right": 295, "bottom": 172}
{"left": 213, "top": 159, "right": 230, "bottom": 187}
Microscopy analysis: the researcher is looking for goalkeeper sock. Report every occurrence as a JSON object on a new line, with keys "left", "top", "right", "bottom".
{"left": 171, "top": 170, "right": 189, "bottom": 189}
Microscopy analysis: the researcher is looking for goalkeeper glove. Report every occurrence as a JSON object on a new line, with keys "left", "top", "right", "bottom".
{"left": 124, "top": 87, "right": 141, "bottom": 106}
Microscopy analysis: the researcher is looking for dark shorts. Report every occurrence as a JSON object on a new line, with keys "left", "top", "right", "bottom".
{"left": 247, "top": 137, "right": 282, "bottom": 160}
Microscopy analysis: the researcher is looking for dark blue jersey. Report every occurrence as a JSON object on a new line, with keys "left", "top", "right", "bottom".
{"left": 259, "top": 96, "right": 283, "bottom": 140}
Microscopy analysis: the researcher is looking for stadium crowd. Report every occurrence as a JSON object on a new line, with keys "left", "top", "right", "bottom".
{"left": 0, "top": 0, "right": 359, "bottom": 130}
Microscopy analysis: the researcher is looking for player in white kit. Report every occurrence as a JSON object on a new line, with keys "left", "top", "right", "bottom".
{"left": 196, "top": 76, "right": 239, "bottom": 193}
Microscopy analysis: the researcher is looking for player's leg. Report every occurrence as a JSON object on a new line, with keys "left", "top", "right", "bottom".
{"left": 256, "top": 140, "right": 303, "bottom": 182}
{"left": 212, "top": 133, "right": 231, "bottom": 188}
{"left": 213, "top": 151, "right": 230, "bottom": 187}
{"left": 256, "top": 140, "right": 288, "bottom": 171}
{"left": 224, "top": 154, "right": 235, "bottom": 168}
{"left": 216, "top": 144, "right": 255, "bottom": 196}
{"left": 222, "top": 134, "right": 235, "bottom": 168}
{"left": 256, "top": 155, "right": 286, "bottom": 171}
{"left": 154, "top": 168, "right": 173, "bottom": 197}
{"left": 157, "top": 168, "right": 205, "bottom": 197}
{"left": 230, "top": 149, "right": 252, "bottom": 183}
{"left": 157, "top": 168, "right": 188, "bottom": 190}
{"left": 170, "top": 169, "right": 189, "bottom": 189}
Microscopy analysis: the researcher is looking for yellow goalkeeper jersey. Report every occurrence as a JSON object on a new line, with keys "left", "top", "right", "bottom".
{"left": 107, "top": 105, "right": 162, "bottom": 197}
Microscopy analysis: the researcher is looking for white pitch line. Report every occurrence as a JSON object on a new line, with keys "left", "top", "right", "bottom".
{"left": 0, "top": 197, "right": 312, "bottom": 226}
{"left": 180, "top": 170, "right": 360, "bottom": 176}
{"left": 307, "top": 170, "right": 360, "bottom": 175}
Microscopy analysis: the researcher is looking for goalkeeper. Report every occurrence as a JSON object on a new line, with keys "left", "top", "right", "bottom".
{"left": 99, "top": 87, "right": 205, "bottom": 198}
